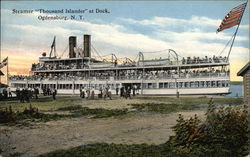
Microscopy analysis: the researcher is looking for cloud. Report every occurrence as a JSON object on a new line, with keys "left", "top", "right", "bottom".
{"left": 155, "top": 30, "right": 248, "bottom": 42}
{"left": 121, "top": 16, "right": 247, "bottom": 27}
{"left": 120, "top": 16, "right": 249, "bottom": 32}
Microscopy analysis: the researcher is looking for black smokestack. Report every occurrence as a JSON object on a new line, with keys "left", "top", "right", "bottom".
{"left": 69, "top": 36, "right": 77, "bottom": 58}
{"left": 84, "top": 34, "right": 91, "bottom": 58}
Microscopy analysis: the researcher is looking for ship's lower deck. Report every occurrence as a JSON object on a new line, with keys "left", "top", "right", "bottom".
{"left": 9, "top": 77, "right": 230, "bottom": 95}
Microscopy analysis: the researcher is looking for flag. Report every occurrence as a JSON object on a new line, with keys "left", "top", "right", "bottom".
{"left": 217, "top": 2, "right": 247, "bottom": 33}
{"left": 0, "top": 57, "right": 8, "bottom": 68}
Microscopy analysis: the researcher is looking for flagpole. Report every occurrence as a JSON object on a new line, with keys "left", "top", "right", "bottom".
{"left": 226, "top": 24, "right": 240, "bottom": 62}
{"left": 0, "top": 48, "right": 1, "bottom": 85}
{"left": 226, "top": 1, "right": 248, "bottom": 63}
{"left": 7, "top": 59, "right": 9, "bottom": 86}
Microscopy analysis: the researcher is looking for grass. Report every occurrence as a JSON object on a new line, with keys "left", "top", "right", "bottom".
{"left": 0, "top": 95, "right": 243, "bottom": 125}
{"left": 58, "top": 105, "right": 128, "bottom": 118}
{"left": 134, "top": 96, "right": 243, "bottom": 105}
{"left": 0, "top": 103, "right": 129, "bottom": 125}
{"left": 38, "top": 143, "right": 171, "bottom": 157}
{"left": 37, "top": 103, "right": 247, "bottom": 157}
{"left": 0, "top": 104, "right": 70, "bottom": 124}
{"left": 72, "top": 108, "right": 128, "bottom": 118}
{"left": 0, "top": 95, "right": 243, "bottom": 113}
{"left": 0, "top": 96, "right": 84, "bottom": 112}
{"left": 57, "top": 105, "right": 83, "bottom": 111}
{"left": 128, "top": 103, "right": 198, "bottom": 114}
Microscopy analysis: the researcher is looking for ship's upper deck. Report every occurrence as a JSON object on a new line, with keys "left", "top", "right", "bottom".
{"left": 31, "top": 56, "right": 229, "bottom": 73}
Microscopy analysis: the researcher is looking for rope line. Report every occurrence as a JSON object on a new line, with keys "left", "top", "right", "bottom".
{"left": 218, "top": 35, "right": 234, "bottom": 56}
{"left": 59, "top": 45, "right": 69, "bottom": 58}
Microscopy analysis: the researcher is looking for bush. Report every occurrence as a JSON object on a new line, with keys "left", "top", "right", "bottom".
{"left": 0, "top": 104, "right": 69, "bottom": 124}
{"left": 167, "top": 101, "right": 249, "bottom": 157}
{"left": 0, "top": 106, "right": 17, "bottom": 123}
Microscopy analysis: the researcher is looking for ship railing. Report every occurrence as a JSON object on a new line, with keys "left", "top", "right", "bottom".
{"left": 115, "top": 72, "right": 228, "bottom": 80}
{"left": 9, "top": 72, "right": 229, "bottom": 82}
{"left": 30, "top": 56, "right": 229, "bottom": 72}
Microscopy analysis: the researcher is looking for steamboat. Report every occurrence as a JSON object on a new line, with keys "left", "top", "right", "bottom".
{"left": 8, "top": 34, "right": 230, "bottom": 95}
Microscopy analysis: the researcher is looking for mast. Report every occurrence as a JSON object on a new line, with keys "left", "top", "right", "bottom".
{"left": 49, "top": 36, "right": 56, "bottom": 58}
{"left": 7, "top": 60, "right": 9, "bottom": 85}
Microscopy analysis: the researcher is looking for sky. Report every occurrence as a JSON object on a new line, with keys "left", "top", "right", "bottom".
{"left": 0, "top": 0, "right": 249, "bottom": 83}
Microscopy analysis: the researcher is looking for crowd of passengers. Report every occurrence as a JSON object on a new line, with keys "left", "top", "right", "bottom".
{"left": 9, "top": 68, "right": 229, "bottom": 81}
{"left": 182, "top": 56, "right": 227, "bottom": 64}
{"left": 31, "top": 56, "right": 227, "bottom": 71}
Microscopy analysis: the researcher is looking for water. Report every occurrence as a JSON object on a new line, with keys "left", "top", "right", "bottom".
{"left": 226, "top": 84, "right": 243, "bottom": 98}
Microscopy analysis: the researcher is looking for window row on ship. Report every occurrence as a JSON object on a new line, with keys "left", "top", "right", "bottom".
{"left": 11, "top": 80, "right": 229, "bottom": 90}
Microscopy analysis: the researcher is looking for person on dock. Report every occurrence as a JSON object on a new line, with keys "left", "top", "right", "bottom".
{"left": 120, "top": 86, "right": 124, "bottom": 97}
{"left": 52, "top": 88, "right": 57, "bottom": 100}
{"left": 42, "top": 87, "right": 46, "bottom": 96}
{"left": 126, "top": 87, "right": 131, "bottom": 99}
{"left": 90, "top": 87, "right": 95, "bottom": 100}
{"left": 16, "top": 87, "right": 20, "bottom": 100}
{"left": 3, "top": 88, "right": 7, "bottom": 99}
{"left": 80, "top": 87, "right": 83, "bottom": 98}
{"left": 116, "top": 86, "right": 119, "bottom": 95}
{"left": 20, "top": 88, "right": 25, "bottom": 103}
{"left": 98, "top": 87, "right": 103, "bottom": 98}
{"left": 106, "top": 87, "right": 112, "bottom": 100}
{"left": 86, "top": 88, "right": 90, "bottom": 100}
{"left": 34, "top": 87, "right": 39, "bottom": 99}
{"left": 103, "top": 87, "right": 107, "bottom": 100}
{"left": 82, "top": 88, "right": 85, "bottom": 98}
{"left": 132, "top": 85, "right": 136, "bottom": 97}
{"left": 24, "top": 88, "right": 30, "bottom": 103}
{"left": 47, "top": 88, "right": 51, "bottom": 95}
{"left": 7, "top": 87, "right": 12, "bottom": 98}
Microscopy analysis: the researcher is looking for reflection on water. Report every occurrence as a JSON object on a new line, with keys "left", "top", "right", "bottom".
{"left": 226, "top": 84, "right": 243, "bottom": 98}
